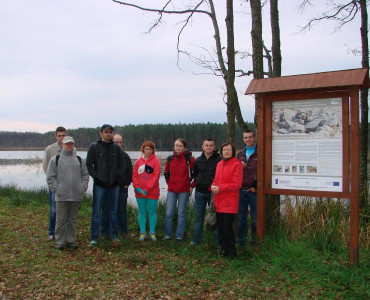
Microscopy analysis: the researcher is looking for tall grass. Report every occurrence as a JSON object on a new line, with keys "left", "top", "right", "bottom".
{"left": 279, "top": 195, "right": 370, "bottom": 251}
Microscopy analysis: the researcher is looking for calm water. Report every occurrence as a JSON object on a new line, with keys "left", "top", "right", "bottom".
{"left": 0, "top": 151, "right": 202, "bottom": 204}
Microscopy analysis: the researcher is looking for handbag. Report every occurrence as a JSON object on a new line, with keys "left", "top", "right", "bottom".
{"left": 205, "top": 195, "right": 217, "bottom": 231}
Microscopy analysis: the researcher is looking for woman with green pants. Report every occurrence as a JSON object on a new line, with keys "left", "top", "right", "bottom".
{"left": 132, "top": 141, "right": 161, "bottom": 241}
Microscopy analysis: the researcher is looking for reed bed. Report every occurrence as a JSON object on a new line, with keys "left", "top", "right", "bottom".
{"left": 279, "top": 195, "right": 370, "bottom": 251}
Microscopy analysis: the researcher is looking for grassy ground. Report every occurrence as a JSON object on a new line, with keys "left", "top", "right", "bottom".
{"left": 0, "top": 187, "right": 369, "bottom": 299}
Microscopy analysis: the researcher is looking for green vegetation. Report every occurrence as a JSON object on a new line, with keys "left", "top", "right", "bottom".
{"left": 0, "top": 186, "right": 369, "bottom": 298}
{"left": 0, "top": 122, "right": 254, "bottom": 151}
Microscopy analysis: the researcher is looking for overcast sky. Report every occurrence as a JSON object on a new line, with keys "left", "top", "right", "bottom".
{"left": 0, "top": 0, "right": 361, "bottom": 133}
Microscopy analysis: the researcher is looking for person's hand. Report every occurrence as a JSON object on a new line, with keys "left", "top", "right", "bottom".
{"left": 135, "top": 187, "right": 142, "bottom": 194}
{"left": 211, "top": 185, "right": 219, "bottom": 194}
{"left": 241, "top": 161, "right": 247, "bottom": 168}
{"left": 190, "top": 187, "right": 193, "bottom": 194}
{"left": 247, "top": 187, "right": 257, "bottom": 193}
{"left": 141, "top": 190, "right": 148, "bottom": 196}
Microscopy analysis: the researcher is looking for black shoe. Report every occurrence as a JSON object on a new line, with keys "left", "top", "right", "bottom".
{"left": 55, "top": 245, "right": 65, "bottom": 250}
{"left": 67, "top": 243, "right": 78, "bottom": 249}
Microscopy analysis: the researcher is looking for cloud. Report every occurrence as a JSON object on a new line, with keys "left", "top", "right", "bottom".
{"left": 0, "top": 0, "right": 363, "bottom": 133}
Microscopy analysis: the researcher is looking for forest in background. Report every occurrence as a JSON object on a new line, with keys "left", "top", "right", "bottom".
{"left": 0, "top": 122, "right": 253, "bottom": 151}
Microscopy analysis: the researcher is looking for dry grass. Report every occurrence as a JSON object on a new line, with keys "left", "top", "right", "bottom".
{"left": 279, "top": 195, "right": 370, "bottom": 251}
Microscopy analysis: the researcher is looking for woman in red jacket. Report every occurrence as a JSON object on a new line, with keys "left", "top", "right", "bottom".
{"left": 211, "top": 142, "right": 243, "bottom": 258}
{"left": 132, "top": 141, "right": 161, "bottom": 241}
{"left": 164, "top": 138, "right": 195, "bottom": 241}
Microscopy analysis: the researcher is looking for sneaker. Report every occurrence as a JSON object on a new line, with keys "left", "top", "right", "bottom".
{"left": 89, "top": 240, "right": 97, "bottom": 247}
{"left": 67, "top": 243, "right": 78, "bottom": 250}
{"left": 47, "top": 235, "right": 54, "bottom": 242}
{"left": 55, "top": 245, "right": 64, "bottom": 250}
{"left": 176, "top": 238, "right": 183, "bottom": 242}
{"left": 139, "top": 234, "right": 146, "bottom": 241}
{"left": 164, "top": 235, "right": 171, "bottom": 240}
{"left": 150, "top": 234, "right": 157, "bottom": 241}
{"left": 190, "top": 241, "right": 198, "bottom": 246}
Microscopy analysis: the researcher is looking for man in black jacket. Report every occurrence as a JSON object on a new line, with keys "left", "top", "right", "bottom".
{"left": 190, "top": 138, "right": 221, "bottom": 245}
{"left": 86, "top": 124, "right": 129, "bottom": 246}
{"left": 102, "top": 133, "right": 132, "bottom": 236}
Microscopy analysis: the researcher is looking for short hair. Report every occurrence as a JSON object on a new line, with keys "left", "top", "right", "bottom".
{"left": 55, "top": 126, "right": 66, "bottom": 134}
{"left": 175, "top": 138, "right": 187, "bottom": 148}
{"left": 220, "top": 142, "right": 236, "bottom": 157}
{"left": 203, "top": 138, "right": 214, "bottom": 143}
{"left": 243, "top": 130, "right": 255, "bottom": 137}
{"left": 141, "top": 140, "right": 156, "bottom": 153}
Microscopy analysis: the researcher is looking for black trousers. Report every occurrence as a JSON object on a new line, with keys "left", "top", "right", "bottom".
{"left": 216, "top": 212, "right": 236, "bottom": 258}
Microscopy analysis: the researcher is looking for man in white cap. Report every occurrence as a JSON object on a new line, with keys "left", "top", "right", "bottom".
{"left": 46, "top": 136, "right": 89, "bottom": 250}
{"left": 42, "top": 126, "right": 67, "bottom": 241}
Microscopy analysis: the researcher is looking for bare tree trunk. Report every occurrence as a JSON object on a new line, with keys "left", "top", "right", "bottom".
{"left": 209, "top": 0, "right": 248, "bottom": 141}
{"left": 267, "top": 0, "right": 282, "bottom": 230}
{"left": 250, "top": 0, "right": 263, "bottom": 131}
{"left": 360, "top": 0, "right": 369, "bottom": 209}
{"left": 225, "top": 0, "right": 237, "bottom": 143}
{"left": 270, "top": 0, "right": 282, "bottom": 77}
{"left": 250, "top": 0, "right": 264, "bottom": 80}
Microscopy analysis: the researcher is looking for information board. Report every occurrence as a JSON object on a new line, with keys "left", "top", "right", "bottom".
{"left": 271, "top": 98, "right": 343, "bottom": 192}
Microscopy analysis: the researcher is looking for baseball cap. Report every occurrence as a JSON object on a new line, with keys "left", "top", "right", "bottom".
{"left": 62, "top": 136, "right": 75, "bottom": 144}
{"left": 101, "top": 124, "right": 114, "bottom": 132}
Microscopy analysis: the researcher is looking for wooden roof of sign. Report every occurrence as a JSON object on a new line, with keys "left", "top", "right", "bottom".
{"left": 245, "top": 68, "right": 370, "bottom": 95}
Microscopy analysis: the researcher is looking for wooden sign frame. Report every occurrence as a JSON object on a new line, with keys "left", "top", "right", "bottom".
{"left": 245, "top": 68, "right": 368, "bottom": 265}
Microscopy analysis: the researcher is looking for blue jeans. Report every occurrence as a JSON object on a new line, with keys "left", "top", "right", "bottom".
{"left": 48, "top": 189, "right": 56, "bottom": 236}
{"left": 237, "top": 189, "right": 257, "bottom": 245}
{"left": 165, "top": 191, "right": 189, "bottom": 240}
{"left": 91, "top": 185, "right": 119, "bottom": 241}
{"left": 117, "top": 187, "right": 128, "bottom": 234}
{"left": 191, "top": 190, "right": 211, "bottom": 244}
{"left": 102, "top": 187, "right": 127, "bottom": 234}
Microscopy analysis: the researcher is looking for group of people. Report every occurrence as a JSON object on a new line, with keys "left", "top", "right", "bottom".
{"left": 43, "top": 125, "right": 258, "bottom": 259}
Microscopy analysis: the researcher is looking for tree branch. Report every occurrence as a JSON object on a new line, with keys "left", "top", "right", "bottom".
{"left": 112, "top": 0, "right": 212, "bottom": 17}
{"left": 300, "top": 0, "right": 360, "bottom": 32}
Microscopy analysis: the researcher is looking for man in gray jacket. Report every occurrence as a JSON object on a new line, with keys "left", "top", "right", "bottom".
{"left": 46, "top": 136, "right": 89, "bottom": 250}
{"left": 42, "top": 126, "right": 67, "bottom": 241}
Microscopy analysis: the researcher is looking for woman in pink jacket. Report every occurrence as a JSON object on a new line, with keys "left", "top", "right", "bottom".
{"left": 132, "top": 141, "right": 161, "bottom": 241}
{"left": 211, "top": 142, "right": 243, "bottom": 259}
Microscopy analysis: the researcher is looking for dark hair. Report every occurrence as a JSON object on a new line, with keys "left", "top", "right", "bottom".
{"left": 141, "top": 140, "right": 156, "bottom": 153}
{"left": 203, "top": 138, "right": 214, "bottom": 143}
{"left": 220, "top": 142, "right": 236, "bottom": 158}
{"left": 175, "top": 138, "right": 187, "bottom": 148}
{"left": 55, "top": 126, "right": 67, "bottom": 134}
{"left": 243, "top": 130, "right": 256, "bottom": 137}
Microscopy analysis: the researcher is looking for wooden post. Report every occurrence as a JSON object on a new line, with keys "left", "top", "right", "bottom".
{"left": 350, "top": 88, "right": 360, "bottom": 265}
{"left": 256, "top": 95, "right": 266, "bottom": 239}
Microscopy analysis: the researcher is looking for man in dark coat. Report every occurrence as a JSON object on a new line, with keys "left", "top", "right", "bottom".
{"left": 237, "top": 130, "right": 257, "bottom": 247}
{"left": 86, "top": 124, "right": 128, "bottom": 246}
{"left": 190, "top": 138, "right": 221, "bottom": 245}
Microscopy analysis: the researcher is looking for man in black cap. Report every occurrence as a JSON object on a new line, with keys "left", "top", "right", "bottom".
{"left": 86, "top": 124, "right": 129, "bottom": 246}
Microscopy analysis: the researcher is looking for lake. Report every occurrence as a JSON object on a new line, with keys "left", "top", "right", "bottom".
{"left": 0, "top": 150, "right": 202, "bottom": 205}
